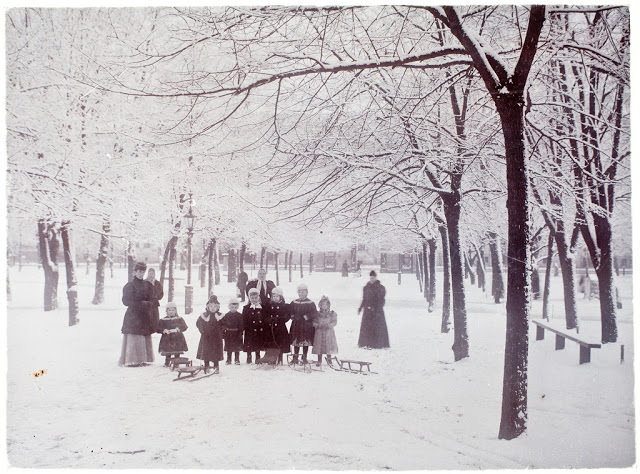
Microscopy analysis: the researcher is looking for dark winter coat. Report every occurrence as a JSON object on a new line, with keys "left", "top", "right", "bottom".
{"left": 358, "top": 280, "right": 390, "bottom": 349}
{"left": 121, "top": 277, "right": 155, "bottom": 336}
{"left": 242, "top": 303, "right": 268, "bottom": 352}
{"left": 149, "top": 280, "right": 164, "bottom": 331}
{"left": 157, "top": 316, "right": 188, "bottom": 354}
{"left": 196, "top": 311, "right": 224, "bottom": 362}
{"left": 289, "top": 298, "right": 317, "bottom": 346}
{"left": 245, "top": 279, "right": 276, "bottom": 305}
{"left": 265, "top": 301, "right": 291, "bottom": 353}
{"left": 220, "top": 310, "right": 244, "bottom": 352}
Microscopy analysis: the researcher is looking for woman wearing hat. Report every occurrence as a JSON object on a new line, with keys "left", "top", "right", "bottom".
{"left": 357, "top": 271, "right": 390, "bottom": 349}
{"left": 196, "top": 295, "right": 225, "bottom": 374}
{"left": 119, "top": 261, "right": 156, "bottom": 366}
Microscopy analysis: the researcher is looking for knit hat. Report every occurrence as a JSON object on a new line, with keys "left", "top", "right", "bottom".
{"left": 166, "top": 301, "right": 177, "bottom": 309}
{"left": 134, "top": 261, "right": 147, "bottom": 272}
{"left": 369, "top": 270, "right": 377, "bottom": 277}
{"left": 228, "top": 297, "right": 239, "bottom": 306}
{"left": 207, "top": 295, "right": 220, "bottom": 305}
{"left": 297, "top": 283, "right": 308, "bottom": 291}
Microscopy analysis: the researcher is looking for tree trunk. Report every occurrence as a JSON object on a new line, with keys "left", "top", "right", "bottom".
{"left": 593, "top": 216, "right": 618, "bottom": 343}
{"left": 530, "top": 268, "right": 540, "bottom": 300}
{"left": 299, "top": 253, "right": 303, "bottom": 278}
{"left": 497, "top": 93, "right": 531, "bottom": 441}
{"left": 288, "top": 251, "right": 293, "bottom": 282}
{"left": 475, "top": 246, "right": 486, "bottom": 292}
{"left": 422, "top": 243, "right": 429, "bottom": 303}
{"left": 554, "top": 232, "right": 579, "bottom": 330}
{"left": 228, "top": 248, "right": 236, "bottom": 283}
{"left": 416, "top": 250, "right": 424, "bottom": 294}
{"left": 127, "top": 241, "right": 135, "bottom": 283}
{"left": 239, "top": 242, "right": 246, "bottom": 271}
{"left": 489, "top": 232, "right": 505, "bottom": 304}
{"left": 60, "top": 221, "right": 79, "bottom": 326}
{"left": 168, "top": 246, "right": 176, "bottom": 302}
{"left": 92, "top": 219, "right": 110, "bottom": 305}
{"left": 207, "top": 239, "right": 215, "bottom": 297}
{"left": 160, "top": 235, "right": 178, "bottom": 288}
{"left": 275, "top": 252, "right": 280, "bottom": 286}
{"left": 309, "top": 252, "right": 314, "bottom": 274}
{"left": 542, "top": 231, "right": 554, "bottom": 321}
{"left": 442, "top": 194, "right": 469, "bottom": 361}
{"left": 428, "top": 238, "right": 436, "bottom": 311}
{"left": 260, "top": 246, "right": 266, "bottom": 268}
{"left": 214, "top": 241, "right": 220, "bottom": 285}
{"left": 465, "top": 252, "right": 476, "bottom": 285}
{"left": 439, "top": 223, "right": 452, "bottom": 333}
{"left": 38, "top": 219, "right": 59, "bottom": 311}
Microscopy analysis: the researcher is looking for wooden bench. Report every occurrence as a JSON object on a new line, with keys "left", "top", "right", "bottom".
{"left": 531, "top": 319, "right": 601, "bottom": 364}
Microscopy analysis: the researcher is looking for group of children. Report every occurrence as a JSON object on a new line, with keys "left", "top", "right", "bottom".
{"left": 156, "top": 283, "right": 339, "bottom": 374}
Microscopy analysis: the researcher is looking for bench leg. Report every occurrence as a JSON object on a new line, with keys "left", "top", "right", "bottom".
{"left": 580, "top": 345, "right": 591, "bottom": 364}
{"left": 555, "top": 334, "right": 566, "bottom": 350}
{"left": 536, "top": 325, "right": 545, "bottom": 341}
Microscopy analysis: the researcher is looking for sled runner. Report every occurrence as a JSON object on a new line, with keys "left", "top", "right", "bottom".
{"left": 256, "top": 348, "right": 281, "bottom": 368}
{"left": 169, "top": 357, "right": 191, "bottom": 370}
{"left": 286, "top": 354, "right": 312, "bottom": 373}
{"left": 172, "top": 364, "right": 218, "bottom": 381}
{"left": 325, "top": 355, "right": 376, "bottom": 374}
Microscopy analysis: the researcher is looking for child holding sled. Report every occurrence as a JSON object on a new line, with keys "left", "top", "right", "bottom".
{"left": 157, "top": 301, "right": 188, "bottom": 367}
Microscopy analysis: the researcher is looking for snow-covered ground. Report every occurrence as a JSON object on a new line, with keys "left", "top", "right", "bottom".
{"left": 5, "top": 264, "right": 635, "bottom": 469}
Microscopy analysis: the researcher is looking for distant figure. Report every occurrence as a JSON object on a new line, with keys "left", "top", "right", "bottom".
{"left": 312, "top": 295, "right": 338, "bottom": 367}
{"left": 237, "top": 269, "right": 249, "bottom": 302}
{"left": 341, "top": 261, "right": 349, "bottom": 278}
{"left": 357, "top": 270, "right": 389, "bottom": 349}
{"left": 119, "top": 261, "right": 155, "bottom": 366}
{"left": 157, "top": 302, "right": 188, "bottom": 367}
{"left": 245, "top": 267, "right": 275, "bottom": 305}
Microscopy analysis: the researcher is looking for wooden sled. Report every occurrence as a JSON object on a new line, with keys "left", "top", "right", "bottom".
{"left": 256, "top": 348, "right": 281, "bottom": 368}
{"left": 325, "top": 355, "right": 376, "bottom": 375}
{"left": 173, "top": 364, "right": 212, "bottom": 381}
{"left": 169, "top": 357, "right": 191, "bottom": 371}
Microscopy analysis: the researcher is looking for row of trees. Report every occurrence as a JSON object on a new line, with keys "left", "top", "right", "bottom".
{"left": 7, "top": 6, "right": 629, "bottom": 440}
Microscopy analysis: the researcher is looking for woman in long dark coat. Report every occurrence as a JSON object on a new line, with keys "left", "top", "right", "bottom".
{"left": 357, "top": 270, "right": 390, "bottom": 349}
{"left": 196, "top": 295, "right": 225, "bottom": 373}
{"left": 289, "top": 283, "right": 317, "bottom": 364}
{"left": 119, "top": 261, "right": 155, "bottom": 366}
{"left": 265, "top": 287, "right": 291, "bottom": 365}
{"left": 242, "top": 288, "right": 268, "bottom": 363}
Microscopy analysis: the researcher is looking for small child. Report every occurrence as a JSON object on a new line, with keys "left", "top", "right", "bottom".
{"left": 157, "top": 302, "right": 188, "bottom": 367}
{"left": 290, "top": 283, "right": 317, "bottom": 364}
{"left": 220, "top": 297, "right": 244, "bottom": 365}
{"left": 266, "top": 287, "right": 291, "bottom": 365}
{"left": 196, "top": 295, "right": 225, "bottom": 374}
{"left": 312, "top": 295, "right": 338, "bottom": 367}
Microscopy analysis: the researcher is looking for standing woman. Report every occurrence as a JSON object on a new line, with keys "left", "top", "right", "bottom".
{"left": 146, "top": 267, "right": 163, "bottom": 332}
{"left": 357, "top": 270, "right": 390, "bottom": 349}
{"left": 119, "top": 261, "right": 155, "bottom": 366}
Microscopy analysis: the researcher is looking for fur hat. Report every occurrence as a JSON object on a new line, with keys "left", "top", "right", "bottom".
{"left": 369, "top": 270, "right": 377, "bottom": 277}
{"left": 207, "top": 295, "right": 220, "bottom": 305}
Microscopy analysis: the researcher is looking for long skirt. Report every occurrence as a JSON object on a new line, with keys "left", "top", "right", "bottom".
{"left": 357, "top": 309, "right": 390, "bottom": 349}
{"left": 119, "top": 334, "right": 154, "bottom": 366}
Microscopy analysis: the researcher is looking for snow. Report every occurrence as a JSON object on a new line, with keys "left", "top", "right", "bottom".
{"left": 5, "top": 265, "right": 636, "bottom": 470}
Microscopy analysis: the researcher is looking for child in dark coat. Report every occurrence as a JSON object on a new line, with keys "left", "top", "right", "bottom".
{"left": 289, "top": 283, "right": 317, "bottom": 364}
{"left": 220, "top": 297, "right": 244, "bottom": 365}
{"left": 157, "top": 301, "right": 188, "bottom": 367}
{"left": 266, "top": 287, "right": 291, "bottom": 365}
{"left": 196, "top": 295, "right": 225, "bottom": 374}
